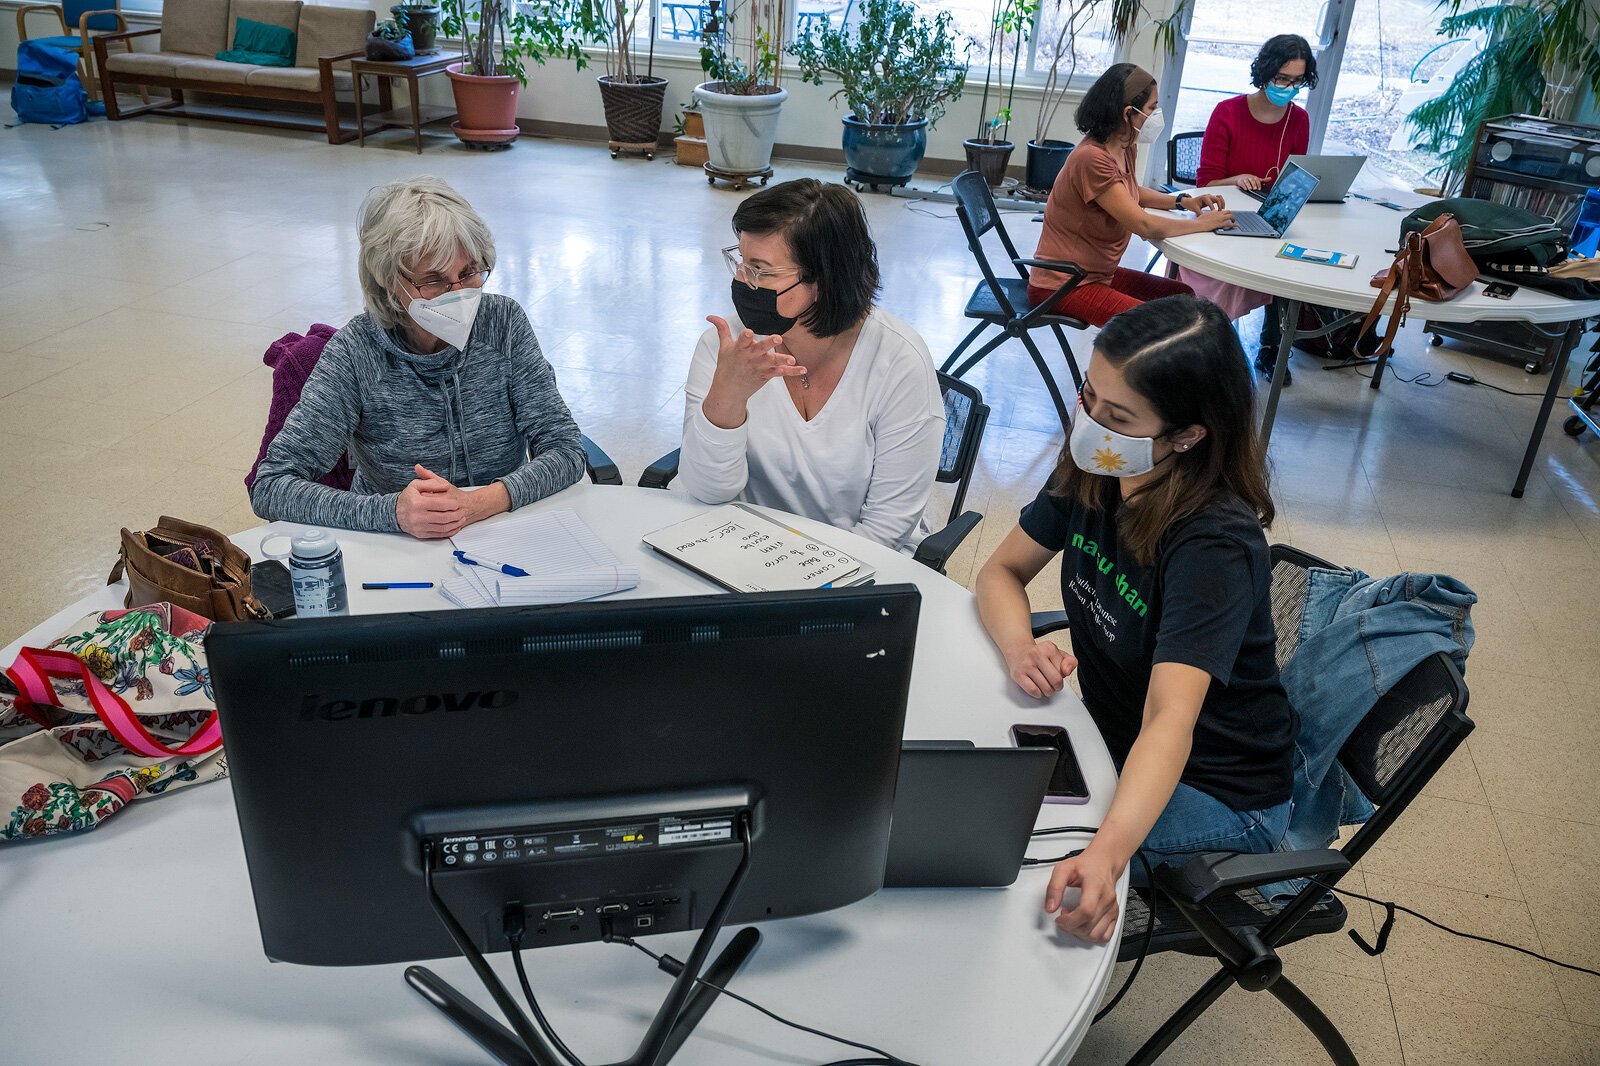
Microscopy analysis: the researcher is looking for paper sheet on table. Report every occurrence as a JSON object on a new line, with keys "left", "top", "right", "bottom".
{"left": 451, "top": 509, "right": 619, "bottom": 575}
{"left": 494, "top": 565, "right": 641, "bottom": 606}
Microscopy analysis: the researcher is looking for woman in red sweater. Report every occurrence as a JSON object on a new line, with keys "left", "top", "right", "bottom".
{"left": 1027, "top": 63, "right": 1234, "bottom": 328}
{"left": 1184, "top": 35, "right": 1316, "bottom": 376}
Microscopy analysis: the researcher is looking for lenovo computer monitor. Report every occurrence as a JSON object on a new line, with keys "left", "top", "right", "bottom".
{"left": 205, "top": 585, "right": 921, "bottom": 970}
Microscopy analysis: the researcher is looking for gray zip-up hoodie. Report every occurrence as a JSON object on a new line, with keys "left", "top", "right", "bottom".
{"left": 249, "top": 294, "right": 585, "bottom": 533}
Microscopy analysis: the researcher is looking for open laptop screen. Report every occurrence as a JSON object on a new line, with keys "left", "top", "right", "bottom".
{"left": 1260, "top": 162, "right": 1320, "bottom": 234}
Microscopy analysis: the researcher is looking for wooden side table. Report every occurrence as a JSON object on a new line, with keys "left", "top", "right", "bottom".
{"left": 351, "top": 53, "right": 466, "bottom": 153}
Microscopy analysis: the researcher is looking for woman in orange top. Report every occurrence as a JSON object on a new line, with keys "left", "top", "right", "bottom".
{"left": 1028, "top": 64, "right": 1235, "bottom": 328}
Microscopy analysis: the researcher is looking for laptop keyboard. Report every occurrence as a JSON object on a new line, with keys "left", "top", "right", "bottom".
{"left": 1225, "top": 212, "right": 1277, "bottom": 236}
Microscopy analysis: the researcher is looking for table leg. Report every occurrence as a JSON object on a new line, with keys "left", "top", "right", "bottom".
{"left": 1259, "top": 298, "right": 1299, "bottom": 446}
{"left": 379, "top": 77, "right": 393, "bottom": 113}
{"left": 410, "top": 74, "right": 423, "bottom": 154}
{"left": 1511, "top": 320, "right": 1581, "bottom": 498}
{"left": 355, "top": 70, "right": 367, "bottom": 147}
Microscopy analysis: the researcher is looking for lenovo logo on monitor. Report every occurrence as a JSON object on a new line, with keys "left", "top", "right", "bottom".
{"left": 299, "top": 690, "right": 520, "bottom": 721}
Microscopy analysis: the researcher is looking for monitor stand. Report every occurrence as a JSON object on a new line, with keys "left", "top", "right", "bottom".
{"left": 409, "top": 815, "right": 760, "bottom": 1066}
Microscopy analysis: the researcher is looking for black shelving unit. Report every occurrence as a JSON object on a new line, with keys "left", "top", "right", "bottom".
{"left": 1426, "top": 114, "right": 1600, "bottom": 373}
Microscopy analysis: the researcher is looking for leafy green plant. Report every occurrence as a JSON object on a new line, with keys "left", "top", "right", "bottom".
{"left": 573, "top": 0, "right": 653, "bottom": 82}
{"left": 973, "top": 0, "right": 1037, "bottom": 144}
{"left": 1408, "top": 0, "right": 1600, "bottom": 189}
{"left": 373, "top": 18, "right": 410, "bottom": 40}
{"left": 788, "top": 0, "right": 967, "bottom": 128}
{"left": 439, "top": 0, "right": 590, "bottom": 84}
{"left": 699, "top": 0, "right": 783, "bottom": 94}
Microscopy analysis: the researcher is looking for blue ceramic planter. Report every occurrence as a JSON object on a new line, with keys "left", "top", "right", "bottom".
{"left": 841, "top": 115, "right": 928, "bottom": 187}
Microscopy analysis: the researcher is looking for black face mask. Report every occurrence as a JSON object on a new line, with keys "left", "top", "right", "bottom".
{"left": 730, "top": 277, "right": 809, "bottom": 336}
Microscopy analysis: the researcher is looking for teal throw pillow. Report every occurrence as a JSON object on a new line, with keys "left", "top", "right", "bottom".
{"left": 216, "top": 17, "right": 297, "bottom": 67}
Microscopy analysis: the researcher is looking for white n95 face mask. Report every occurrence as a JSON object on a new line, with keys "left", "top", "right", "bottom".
{"left": 407, "top": 286, "right": 483, "bottom": 350}
{"left": 1136, "top": 107, "right": 1165, "bottom": 145}
{"left": 1069, "top": 406, "right": 1162, "bottom": 478}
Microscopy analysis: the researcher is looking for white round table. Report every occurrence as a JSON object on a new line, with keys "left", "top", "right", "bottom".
{"left": 1, "top": 483, "right": 1124, "bottom": 1066}
{"left": 1155, "top": 187, "right": 1600, "bottom": 497}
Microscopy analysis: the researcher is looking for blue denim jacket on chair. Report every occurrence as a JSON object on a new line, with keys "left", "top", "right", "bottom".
{"left": 1279, "top": 569, "right": 1476, "bottom": 853}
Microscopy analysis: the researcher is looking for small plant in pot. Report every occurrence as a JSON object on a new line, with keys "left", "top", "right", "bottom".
{"left": 577, "top": 0, "right": 669, "bottom": 159}
{"left": 391, "top": 3, "right": 441, "bottom": 54}
{"left": 965, "top": 0, "right": 1036, "bottom": 187}
{"left": 789, "top": 0, "right": 967, "bottom": 190}
{"left": 439, "top": 0, "right": 589, "bottom": 147}
{"left": 696, "top": 0, "right": 787, "bottom": 185}
{"left": 366, "top": 19, "right": 416, "bottom": 62}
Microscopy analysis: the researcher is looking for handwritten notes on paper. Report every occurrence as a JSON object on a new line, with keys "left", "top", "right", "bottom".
{"left": 641, "top": 504, "right": 864, "bottom": 593}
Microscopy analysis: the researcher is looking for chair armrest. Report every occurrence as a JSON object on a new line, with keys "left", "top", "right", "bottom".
{"left": 1030, "top": 610, "right": 1068, "bottom": 638}
{"left": 639, "top": 448, "right": 681, "bottom": 490}
{"left": 92, "top": 24, "right": 160, "bottom": 43}
{"left": 317, "top": 46, "right": 367, "bottom": 79}
{"left": 17, "top": 4, "right": 68, "bottom": 37}
{"left": 1011, "top": 257, "right": 1085, "bottom": 275}
{"left": 1012, "top": 259, "right": 1088, "bottom": 324}
{"left": 1157, "top": 850, "right": 1351, "bottom": 905}
{"left": 579, "top": 435, "right": 621, "bottom": 486}
{"left": 912, "top": 510, "right": 982, "bottom": 573}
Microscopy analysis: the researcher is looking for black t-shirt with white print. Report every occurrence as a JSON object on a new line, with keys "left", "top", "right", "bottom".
{"left": 1019, "top": 485, "right": 1297, "bottom": 811}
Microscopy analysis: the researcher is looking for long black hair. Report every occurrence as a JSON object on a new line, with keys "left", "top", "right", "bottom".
{"left": 1250, "top": 35, "right": 1319, "bottom": 90}
{"left": 1048, "top": 296, "right": 1274, "bottom": 566}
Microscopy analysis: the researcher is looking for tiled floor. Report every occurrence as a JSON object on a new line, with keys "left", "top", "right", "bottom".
{"left": 3, "top": 114, "right": 1599, "bottom": 1064}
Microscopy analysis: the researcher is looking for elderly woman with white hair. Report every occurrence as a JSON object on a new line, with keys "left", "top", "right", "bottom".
{"left": 250, "top": 176, "right": 585, "bottom": 538}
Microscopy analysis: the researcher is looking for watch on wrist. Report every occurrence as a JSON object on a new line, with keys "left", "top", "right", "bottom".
{"left": 1176, "top": 192, "right": 1191, "bottom": 212}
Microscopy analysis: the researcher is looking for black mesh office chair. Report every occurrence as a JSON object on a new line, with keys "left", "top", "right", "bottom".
{"left": 1147, "top": 131, "right": 1207, "bottom": 272}
{"left": 1036, "top": 545, "right": 1473, "bottom": 1066}
{"left": 945, "top": 169, "right": 1088, "bottom": 433}
{"left": 639, "top": 373, "right": 990, "bottom": 575}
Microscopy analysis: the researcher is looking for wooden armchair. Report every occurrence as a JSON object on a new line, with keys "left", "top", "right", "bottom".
{"left": 16, "top": 0, "right": 144, "bottom": 104}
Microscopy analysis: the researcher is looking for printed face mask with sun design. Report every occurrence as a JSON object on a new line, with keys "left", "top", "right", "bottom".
{"left": 1068, "top": 405, "right": 1163, "bottom": 478}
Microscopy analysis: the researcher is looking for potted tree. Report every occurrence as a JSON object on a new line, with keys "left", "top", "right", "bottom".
{"left": 965, "top": 0, "right": 1035, "bottom": 187}
{"left": 581, "top": 0, "right": 669, "bottom": 158}
{"left": 1409, "top": 0, "right": 1600, "bottom": 190}
{"left": 790, "top": 0, "right": 967, "bottom": 190}
{"left": 439, "top": 0, "right": 589, "bottom": 146}
{"left": 391, "top": 3, "right": 441, "bottom": 54}
{"left": 696, "top": 0, "right": 787, "bottom": 184}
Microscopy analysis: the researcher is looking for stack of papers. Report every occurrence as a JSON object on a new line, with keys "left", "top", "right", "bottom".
{"left": 441, "top": 510, "right": 640, "bottom": 608}
{"left": 641, "top": 504, "right": 873, "bottom": 593}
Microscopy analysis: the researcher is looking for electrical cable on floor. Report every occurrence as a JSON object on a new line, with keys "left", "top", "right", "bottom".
{"left": 1308, "top": 880, "right": 1600, "bottom": 977}
{"left": 900, "top": 182, "right": 956, "bottom": 219}
{"left": 1325, "top": 359, "right": 1580, "bottom": 398}
{"left": 608, "top": 931, "right": 919, "bottom": 1066}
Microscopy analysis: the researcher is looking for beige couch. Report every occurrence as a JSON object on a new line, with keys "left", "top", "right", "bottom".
{"left": 94, "top": 0, "right": 374, "bottom": 143}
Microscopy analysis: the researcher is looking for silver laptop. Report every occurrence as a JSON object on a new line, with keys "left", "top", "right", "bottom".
{"left": 1245, "top": 154, "right": 1366, "bottom": 203}
{"left": 1219, "top": 161, "right": 1320, "bottom": 238}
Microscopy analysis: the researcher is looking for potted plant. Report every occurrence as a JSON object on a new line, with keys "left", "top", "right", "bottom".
{"left": 965, "top": 0, "right": 1035, "bottom": 187}
{"left": 696, "top": 0, "right": 787, "bottom": 181}
{"left": 1408, "top": 0, "right": 1600, "bottom": 191}
{"left": 439, "top": 0, "right": 589, "bottom": 146}
{"left": 579, "top": 0, "right": 669, "bottom": 158}
{"left": 367, "top": 19, "right": 416, "bottom": 61}
{"left": 391, "top": 3, "right": 441, "bottom": 54}
{"left": 790, "top": 0, "right": 967, "bottom": 189}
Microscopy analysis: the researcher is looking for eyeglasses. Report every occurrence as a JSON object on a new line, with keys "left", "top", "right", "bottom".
{"left": 1270, "top": 75, "right": 1309, "bottom": 90}
{"left": 722, "top": 245, "right": 800, "bottom": 291}
{"left": 404, "top": 266, "right": 491, "bottom": 300}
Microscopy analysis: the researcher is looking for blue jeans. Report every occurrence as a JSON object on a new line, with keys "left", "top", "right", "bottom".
{"left": 1130, "top": 783, "right": 1292, "bottom": 888}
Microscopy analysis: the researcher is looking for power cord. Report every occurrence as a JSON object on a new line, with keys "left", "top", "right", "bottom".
{"left": 1325, "top": 359, "right": 1580, "bottom": 398}
{"left": 504, "top": 907, "right": 584, "bottom": 1066}
{"left": 1022, "top": 827, "right": 1156, "bottom": 1023}
{"left": 603, "top": 922, "right": 920, "bottom": 1066}
{"left": 1308, "top": 879, "right": 1600, "bottom": 977}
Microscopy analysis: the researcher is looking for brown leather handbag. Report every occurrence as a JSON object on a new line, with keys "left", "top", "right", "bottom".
{"left": 1359, "top": 213, "right": 1478, "bottom": 359}
{"left": 108, "top": 516, "right": 269, "bottom": 622}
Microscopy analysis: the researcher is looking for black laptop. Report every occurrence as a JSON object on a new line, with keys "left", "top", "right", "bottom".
{"left": 885, "top": 742, "right": 1054, "bottom": 888}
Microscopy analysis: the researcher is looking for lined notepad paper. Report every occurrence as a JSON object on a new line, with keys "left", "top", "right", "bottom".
{"left": 641, "top": 504, "right": 869, "bottom": 593}
{"left": 442, "top": 510, "right": 639, "bottom": 608}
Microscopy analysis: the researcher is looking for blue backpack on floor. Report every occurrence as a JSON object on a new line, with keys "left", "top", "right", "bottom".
{"left": 9, "top": 40, "right": 89, "bottom": 127}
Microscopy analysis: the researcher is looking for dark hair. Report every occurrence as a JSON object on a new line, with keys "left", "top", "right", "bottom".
{"left": 1250, "top": 34, "right": 1319, "bottom": 90}
{"left": 1074, "top": 62, "right": 1156, "bottom": 143}
{"left": 731, "top": 178, "right": 880, "bottom": 338}
{"left": 1046, "top": 295, "right": 1274, "bottom": 567}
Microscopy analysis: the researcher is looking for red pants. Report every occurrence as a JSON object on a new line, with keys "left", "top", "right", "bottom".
{"left": 1028, "top": 268, "right": 1195, "bottom": 328}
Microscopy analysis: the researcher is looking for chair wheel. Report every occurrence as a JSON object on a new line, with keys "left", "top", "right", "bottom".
{"left": 1429, "top": 334, "right": 1443, "bottom": 346}
{"left": 1565, "top": 416, "right": 1587, "bottom": 437}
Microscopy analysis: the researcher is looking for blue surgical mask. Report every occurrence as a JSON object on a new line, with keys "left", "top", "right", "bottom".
{"left": 1264, "top": 83, "right": 1300, "bottom": 107}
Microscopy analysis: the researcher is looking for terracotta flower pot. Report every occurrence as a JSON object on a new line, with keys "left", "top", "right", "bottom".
{"left": 447, "top": 64, "right": 519, "bottom": 146}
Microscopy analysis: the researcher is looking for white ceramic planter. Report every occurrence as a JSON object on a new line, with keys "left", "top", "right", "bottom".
{"left": 695, "top": 81, "right": 788, "bottom": 174}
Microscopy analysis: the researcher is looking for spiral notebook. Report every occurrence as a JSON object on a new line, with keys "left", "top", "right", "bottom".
{"left": 642, "top": 504, "right": 874, "bottom": 593}
{"left": 441, "top": 509, "right": 639, "bottom": 608}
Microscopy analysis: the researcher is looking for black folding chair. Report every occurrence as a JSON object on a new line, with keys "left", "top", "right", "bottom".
{"left": 1036, "top": 545, "right": 1473, "bottom": 1065}
{"left": 944, "top": 169, "right": 1088, "bottom": 433}
{"left": 639, "top": 373, "right": 989, "bottom": 575}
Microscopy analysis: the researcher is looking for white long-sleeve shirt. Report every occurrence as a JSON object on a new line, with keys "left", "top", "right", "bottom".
{"left": 676, "top": 308, "right": 946, "bottom": 552}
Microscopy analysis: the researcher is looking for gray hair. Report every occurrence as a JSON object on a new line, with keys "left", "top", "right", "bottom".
{"left": 357, "top": 176, "right": 497, "bottom": 330}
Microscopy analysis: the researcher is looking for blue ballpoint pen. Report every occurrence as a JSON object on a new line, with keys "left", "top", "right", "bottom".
{"left": 452, "top": 550, "right": 530, "bottom": 578}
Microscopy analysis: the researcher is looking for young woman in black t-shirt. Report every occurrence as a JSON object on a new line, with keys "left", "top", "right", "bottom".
{"left": 975, "top": 295, "right": 1297, "bottom": 945}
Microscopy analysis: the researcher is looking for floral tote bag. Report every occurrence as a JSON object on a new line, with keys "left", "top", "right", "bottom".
{"left": 1, "top": 603, "right": 227, "bottom": 841}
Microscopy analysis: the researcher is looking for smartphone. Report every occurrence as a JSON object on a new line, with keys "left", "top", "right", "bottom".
{"left": 1483, "top": 281, "right": 1518, "bottom": 300}
{"left": 1010, "top": 724, "right": 1090, "bottom": 804}
{"left": 251, "top": 559, "right": 297, "bottom": 619}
